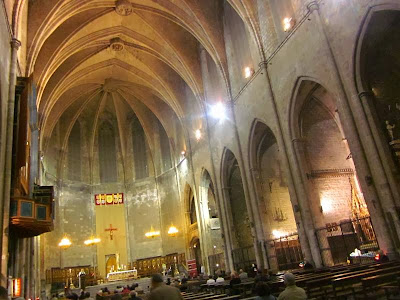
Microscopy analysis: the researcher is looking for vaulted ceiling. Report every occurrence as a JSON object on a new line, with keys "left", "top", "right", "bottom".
{"left": 10, "top": 0, "right": 262, "bottom": 153}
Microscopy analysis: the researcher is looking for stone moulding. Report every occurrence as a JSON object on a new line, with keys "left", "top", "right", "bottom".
{"left": 307, "top": 168, "right": 354, "bottom": 179}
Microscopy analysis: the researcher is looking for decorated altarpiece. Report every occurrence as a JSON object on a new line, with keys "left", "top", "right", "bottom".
{"left": 94, "top": 193, "right": 128, "bottom": 279}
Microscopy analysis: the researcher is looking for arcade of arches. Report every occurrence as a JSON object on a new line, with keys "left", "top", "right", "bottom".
{"left": 0, "top": 0, "right": 399, "bottom": 298}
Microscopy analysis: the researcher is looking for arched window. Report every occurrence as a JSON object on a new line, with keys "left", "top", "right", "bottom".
{"left": 132, "top": 117, "right": 148, "bottom": 179}
{"left": 98, "top": 121, "right": 117, "bottom": 183}
{"left": 159, "top": 121, "right": 172, "bottom": 171}
{"left": 68, "top": 122, "right": 81, "bottom": 181}
{"left": 190, "top": 197, "right": 197, "bottom": 224}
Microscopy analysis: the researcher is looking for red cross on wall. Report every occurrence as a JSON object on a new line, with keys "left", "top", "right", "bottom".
{"left": 105, "top": 224, "right": 118, "bottom": 240}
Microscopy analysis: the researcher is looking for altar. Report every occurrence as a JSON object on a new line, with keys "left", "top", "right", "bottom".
{"left": 107, "top": 269, "right": 137, "bottom": 281}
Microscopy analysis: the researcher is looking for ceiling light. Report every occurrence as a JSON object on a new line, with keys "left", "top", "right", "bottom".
{"left": 283, "top": 17, "right": 294, "bottom": 32}
{"left": 210, "top": 102, "right": 226, "bottom": 120}
{"left": 244, "top": 67, "right": 253, "bottom": 79}
{"left": 195, "top": 129, "right": 201, "bottom": 141}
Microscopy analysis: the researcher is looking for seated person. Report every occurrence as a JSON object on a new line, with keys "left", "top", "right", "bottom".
{"left": 239, "top": 269, "right": 248, "bottom": 280}
{"left": 254, "top": 269, "right": 270, "bottom": 283}
{"left": 255, "top": 282, "right": 276, "bottom": 300}
{"left": 215, "top": 275, "right": 225, "bottom": 285}
{"left": 278, "top": 273, "right": 307, "bottom": 300}
{"left": 229, "top": 272, "right": 241, "bottom": 295}
{"left": 230, "top": 271, "right": 241, "bottom": 286}
{"left": 206, "top": 276, "right": 215, "bottom": 285}
{"left": 129, "top": 291, "right": 142, "bottom": 300}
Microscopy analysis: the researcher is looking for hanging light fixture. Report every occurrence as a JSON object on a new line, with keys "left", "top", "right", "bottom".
{"left": 167, "top": 225, "right": 179, "bottom": 236}
{"left": 145, "top": 226, "right": 160, "bottom": 238}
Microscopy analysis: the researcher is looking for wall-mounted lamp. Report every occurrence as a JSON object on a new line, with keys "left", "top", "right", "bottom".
{"left": 283, "top": 17, "right": 295, "bottom": 32}
{"left": 195, "top": 129, "right": 202, "bottom": 141}
{"left": 244, "top": 67, "right": 254, "bottom": 79}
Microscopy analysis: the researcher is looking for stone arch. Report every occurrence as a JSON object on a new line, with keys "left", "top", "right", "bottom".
{"left": 220, "top": 147, "right": 255, "bottom": 271}
{"left": 199, "top": 168, "right": 224, "bottom": 274}
{"left": 291, "top": 79, "right": 375, "bottom": 265}
{"left": 354, "top": 4, "right": 400, "bottom": 184}
{"left": 248, "top": 119, "right": 301, "bottom": 270}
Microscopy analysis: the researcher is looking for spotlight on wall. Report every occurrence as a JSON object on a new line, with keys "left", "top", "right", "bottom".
{"left": 272, "top": 229, "right": 288, "bottom": 239}
{"left": 209, "top": 102, "right": 226, "bottom": 120}
{"left": 181, "top": 150, "right": 186, "bottom": 156}
{"left": 244, "top": 67, "right": 254, "bottom": 79}
{"left": 195, "top": 129, "right": 202, "bottom": 141}
{"left": 283, "top": 17, "right": 295, "bottom": 32}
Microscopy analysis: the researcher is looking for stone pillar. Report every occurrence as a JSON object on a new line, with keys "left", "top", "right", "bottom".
{"left": 258, "top": 62, "right": 321, "bottom": 267}
{"left": 306, "top": 1, "right": 398, "bottom": 256}
{"left": 220, "top": 186, "right": 235, "bottom": 272}
{"left": 1, "top": 38, "right": 21, "bottom": 286}
{"left": 292, "top": 138, "right": 333, "bottom": 266}
{"left": 249, "top": 167, "right": 269, "bottom": 269}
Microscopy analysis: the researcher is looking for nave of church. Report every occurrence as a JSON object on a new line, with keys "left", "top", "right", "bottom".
{"left": 0, "top": 0, "right": 399, "bottom": 299}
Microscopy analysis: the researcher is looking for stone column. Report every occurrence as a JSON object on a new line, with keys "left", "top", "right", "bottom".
{"left": 249, "top": 167, "right": 269, "bottom": 269}
{"left": 220, "top": 186, "right": 235, "bottom": 272}
{"left": 306, "top": 1, "right": 398, "bottom": 256}
{"left": 258, "top": 62, "right": 320, "bottom": 267}
{"left": 1, "top": 38, "right": 21, "bottom": 286}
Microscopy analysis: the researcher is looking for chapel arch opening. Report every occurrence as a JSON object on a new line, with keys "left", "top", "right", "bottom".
{"left": 249, "top": 121, "right": 302, "bottom": 270}
{"left": 221, "top": 148, "right": 255, "bottom": 271}
{"left": 357, "top": 8, "right": 400, "bottom": 181}
{"left": 293, "top": 80, "right": 376, "bottom": 264}
{"left": 200, "top": 169, "right": 225, "bottom": 275}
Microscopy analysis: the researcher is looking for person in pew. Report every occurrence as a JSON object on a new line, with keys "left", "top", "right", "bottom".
{"left": 148, "top": 273, "right": 183, "bottom": 300}
{"left": 216, "top": 274, "right": 225, "bottom": 285}
{"left": 375, "top": 250, "right": 389, "bottom": 263}
{"left": 278, "top": 273, "right": 307, "bottom": 300}
{"left": 129, "top": 291, "right": 142, "bottom": 300}
{"left": 207, "top": 275, "right": 216, "bottom": 285}
{"left": 239, "top": 269, "right": 248, "bottom": 280}
{"left": 229, "top": 271, "right": 242, "bottom": 295}
{"left": 254, "top": 269, "right": 270, "bottom": 283}
{"left": 255, "top": 282, "right": 276, "bottom": 300}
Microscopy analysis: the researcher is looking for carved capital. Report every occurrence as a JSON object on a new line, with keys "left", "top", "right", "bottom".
{"left": 115, "top": 0, "right": 133, "bottom": 16}
{"left": 307, "top": 1, "right": 319, "bottom": 13}
{"left": 11, "top": 38, "right": 21, "bottom": 50}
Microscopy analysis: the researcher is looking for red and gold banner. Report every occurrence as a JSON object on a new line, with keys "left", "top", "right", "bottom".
{"left": 95, "top": 193, "right": 124, "bottom": 205}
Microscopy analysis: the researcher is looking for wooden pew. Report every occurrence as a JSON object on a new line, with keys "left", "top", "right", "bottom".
{"left": 358, "top": 271, "right": 400, "bottom": 299}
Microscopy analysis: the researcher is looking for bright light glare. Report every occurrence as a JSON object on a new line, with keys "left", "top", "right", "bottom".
{"left": 58, "top": 237, "right": 72, "bottom": 248}
{"left": 272, "top": 230, "right": 288, "bottom": 239}
{"left": 210, "top": 102, "right": 226, "bottom": 120}
{"left": 145, "top": 226, "right": 160, "bottom": 238}
{"left": 320, "top": 196, "right": 333, "bottom": 214}
{"left": 84, "top": 237, "right": 101, "bottom": 245}
{"left": 283, "top": 17, "right": 293, "bottom": 31}
{"left": 244, "top": 67, "right": 253, "bottom": 79}
{"left": 195, "top": 129, "right": 201, "bottom": 140}
{"left": 168, "top": 226, "right": 179, "bottom": 236}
